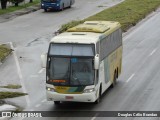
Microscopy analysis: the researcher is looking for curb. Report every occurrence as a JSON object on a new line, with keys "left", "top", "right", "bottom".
{"left": 0, "top": 4, "right": 41, "bottom": 23}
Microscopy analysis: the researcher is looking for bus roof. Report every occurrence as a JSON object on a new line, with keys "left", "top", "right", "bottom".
{"left": 50, "top": 21, "right": 121, "bottom": 44}
{"left": 50, "top": 32, "right": 100, "bottom": 44}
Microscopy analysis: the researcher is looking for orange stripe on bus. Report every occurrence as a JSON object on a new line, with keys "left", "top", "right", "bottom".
{"left": 49, "top": 80, "right": 66, "bottom": 83}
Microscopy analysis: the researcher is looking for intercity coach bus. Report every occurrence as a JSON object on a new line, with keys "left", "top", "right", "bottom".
{"left": 41, "top": 0, "right": 75, "bottom": 12}
{"left": 41, "top": 21, "right": 122, "bottom": 105}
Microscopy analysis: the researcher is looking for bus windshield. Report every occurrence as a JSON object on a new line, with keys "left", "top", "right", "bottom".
{"left": 47, "top": 57, "right": 94, "bottom": 86}
{"left": 42, "top": 0, "right": 58, "bottom": 2}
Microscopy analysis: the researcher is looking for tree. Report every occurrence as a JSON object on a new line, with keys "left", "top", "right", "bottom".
{"left": 29, "top": 0, "right": 33, "bottom": 3}
{"left": 9, "top": 0, "right": 24, "bottom": 7}
{"left": 0, "top": 0, "right": 8, "bottom": 9}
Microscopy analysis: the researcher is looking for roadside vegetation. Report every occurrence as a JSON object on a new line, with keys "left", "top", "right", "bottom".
{"left": 59, "top": 0, "right": 160, "bottom": 33}
{"left": 0, "top": 45, "right": 12, "bottom": 62}
{"left": 0, "top": 84, "right": 26, "bottom": 99}
{"left": 0, "top": 92, "right": 27, "bottom": 99}
{"left": 0, "top": 84, "right": 22, "bottom": 89}
{"left": 0, "top": 0, "right": 39, "bottom": 15}
{"left": 59, "top": 20, "right": 85, "bottom": 33}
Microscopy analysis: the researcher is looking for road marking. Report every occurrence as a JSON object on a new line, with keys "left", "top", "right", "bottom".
{"left": 38, "top": 68, "right": 45, "bottom": 74}
{"left": 35, "top": 104, "right": 41, "bottom": 108}
{"left": 9, "top": 42, "right": 31, "bottom": 106}
{"left": 91, "top": 113, "right": 98, "bottom": 120}
{"left": 126, "top": 74, "right": 135, "bottom": 83}
{"left": 149, "top": 49, "right": 157, "bottom": 56}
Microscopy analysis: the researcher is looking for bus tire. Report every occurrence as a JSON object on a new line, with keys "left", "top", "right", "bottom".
{"left": 69, "top": 1, "right": 72, "bottom": 8}
{"left": 44, "top": 9, "right": 47, "bottom": 12}
{"left": 111, "top": 72, "right": 117, "bottom": 88}
{"left": 94, "top": 87, "right": 101, "bottom": 104}
{"left": 54, "top": 101, "right": 60, "bottom": 105}
{"left": 117, "top": 68, "right": 119, "bottom": 78}
{"left": 61, "top": 4, "right": 64, "bottom": 11}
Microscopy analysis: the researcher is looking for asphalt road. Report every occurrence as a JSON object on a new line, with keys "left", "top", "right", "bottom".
{"left": 18, "top": 7, "right": 160, "bottom": 120}
{"left": 1, "top": 0, "right": 160, "bottom": 120}
{"left": 0, "top": 0, "right": 123, "bottom": 109}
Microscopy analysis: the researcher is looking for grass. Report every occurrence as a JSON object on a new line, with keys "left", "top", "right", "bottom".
{"left": 0, "top": 0, "right": 40, "bottom": 15}
{"left": 59, "top": 0, "right": 160, "bottom": 33}
{"left": 0, "top": 45, "right": 12, "bottom": 62}
{"left": 0, "top": 92, "right": 27, "bottom": 99}
{"left": 0, "top": 84, "right": 22, "bottom": 89}
{"left": 59, "top": 20, "right": 85, "bottom": 33}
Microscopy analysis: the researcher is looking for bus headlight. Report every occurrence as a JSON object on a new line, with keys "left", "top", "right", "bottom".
{"left": 57, "top": 4, "right": 59, "bottom": 6}
{"left": 83, "top": 88, "right": 95, "bottom": 93}
{"left": 46, "top": 87, "right": 55, "bottom": 92}
{"left": 41, "top": 4, "right": 44, "bottom": 6}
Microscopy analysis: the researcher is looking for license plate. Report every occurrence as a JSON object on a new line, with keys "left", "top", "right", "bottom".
{"left": 65, "top": 96, "right": 73, "bottom": 99}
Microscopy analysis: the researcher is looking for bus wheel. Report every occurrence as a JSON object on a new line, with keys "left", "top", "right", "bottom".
{"left": 44, "top": 9, "right": 47, "bottom": 12}
{"left": 111, "top": 72, "right": 117, "bottom": 88}
{"left": 94, "top": 88, "right": 101, "bottom": 104}
{"left": 61, "top": 4, "right": 64, "bottom": 11}
{"left": 69, "top": 2, "right": 72, "bottom": 8}
{"left": 54, "top": 101, "right": 60, "bottom": 105}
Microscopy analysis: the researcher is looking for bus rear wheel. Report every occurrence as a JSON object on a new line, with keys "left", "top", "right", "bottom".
{"left": 111, "top": 72, "right": 117, "bottom": 88}
{"left": 69, "top": 1, "right": 72, "bottom": 8}
{"left": 54, "top": 101, "right": 60, "bottom": 105}
{"left": 61, "top": 4, "right": 64, "bottom": 11}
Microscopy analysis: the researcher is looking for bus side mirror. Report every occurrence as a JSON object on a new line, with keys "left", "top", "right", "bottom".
{"left": 41, "top": 53, "right": 47, "bottom": 68}
{"left": 94, "top": 54, "right": 99, "bottom": 70}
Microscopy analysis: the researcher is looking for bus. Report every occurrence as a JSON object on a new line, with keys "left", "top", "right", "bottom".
{"left": 41, "top": 21, "right": 122, "bottom": 105}
{"left": 41, "top": 0, "right": 75, "bottom": 12}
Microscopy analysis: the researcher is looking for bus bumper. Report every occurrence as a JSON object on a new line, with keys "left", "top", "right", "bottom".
{"left": 41, "top": 3, "right": 60, "bottom": 10}
{"left": 46, "top": 91, "right": 97, "bottom": 102}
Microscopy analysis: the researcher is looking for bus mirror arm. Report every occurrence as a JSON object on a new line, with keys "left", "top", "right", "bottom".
{"left": 41, "top": 53, "right": 47, "bottom": 68}
{"left": 94, "top": 54, "right": 99, "bottom": 70}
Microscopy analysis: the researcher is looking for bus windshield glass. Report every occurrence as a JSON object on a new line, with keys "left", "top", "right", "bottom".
{"left": 47, "top": 57, "right": 94, "bottom": 86}
{"left": 49, "top": 43, "right": 95, "bottom": 57}
{"left": 42, "top": 0, "right": 57, "bottom": 2}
